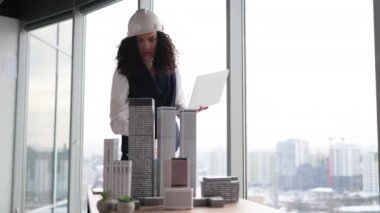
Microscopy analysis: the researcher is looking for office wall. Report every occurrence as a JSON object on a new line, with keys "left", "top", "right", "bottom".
{"left": 0, "top": 15, "right": 18, "bottom": 213}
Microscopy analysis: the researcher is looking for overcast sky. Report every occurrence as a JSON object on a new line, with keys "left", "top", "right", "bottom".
{"left": 246, "top": 0, "right": 377, "bottom": 151}
{"left": 82, "top": 0, "right": 378, "bottom": 158}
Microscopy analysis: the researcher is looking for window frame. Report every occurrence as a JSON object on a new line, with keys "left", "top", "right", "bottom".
{"left": 12, "top": 1, "right": 380, "bottom": 212}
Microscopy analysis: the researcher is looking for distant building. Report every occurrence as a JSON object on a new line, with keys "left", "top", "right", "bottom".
{"left": 26, "top": 147, "right": 53, "bottom": 207}
{"left": 291, "top": 151, "right": 329, "bottom": 190}
{"left": 362, "top": 151, "right": 379, "bottom": 194}
{"left": 328, "top": 142, "right": 362, "bottom": 192}
{"left": 309, "top": 152, "right": 329, "bottom": 188}
{"left": 307, "top": 187, "right": 334, "bottom": 202}
{"left": 207, "top": 147, "right": 227, "bottom": 177}
{"left": 247, "top": 151, "right": 274, "bottom": 187}
{"left": 276, "top": 139, "right": 310, "bottom": 190}
{"left": 56, "top": 146, "right": 69, "bottom": 199}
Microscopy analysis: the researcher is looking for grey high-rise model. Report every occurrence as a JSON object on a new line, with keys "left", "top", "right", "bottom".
{"left": 128, "top": 98, "right": 155, "bottom": 198}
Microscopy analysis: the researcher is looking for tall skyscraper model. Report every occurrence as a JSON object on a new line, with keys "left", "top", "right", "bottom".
{"left": 128, "top": 98, "right": 155, "bottom": 197}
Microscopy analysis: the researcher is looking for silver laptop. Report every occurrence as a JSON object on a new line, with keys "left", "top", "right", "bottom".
{"left": 187, "top": 69, "right": 229, "bottom": 110}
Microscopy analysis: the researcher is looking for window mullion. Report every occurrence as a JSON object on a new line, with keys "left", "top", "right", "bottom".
{"left": 68, "top": 10, "right": 85, "bottom": 213}
{"left": 227, "top": 0, "right": 247, "bottom": 199}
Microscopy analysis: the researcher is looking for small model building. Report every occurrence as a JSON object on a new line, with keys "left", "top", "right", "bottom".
{"left": 128, "top": 98, "right": 155, "bottom": 198}
{"left": 201, "top": 176, "right": 239, "bottom": 203}
{"left": 103, "top": 138, "right": 132, "bottom": 198}
{"left": 193, "top": 197, "right": 225, "bottom": 208}
{"left": 163, "top": 160, "right": 193, "bottom": 209}
{"left": 163, "top": 158, "right": 190, "bottom": 188}
{"left": 164, "top": 187, "right": 193, "bottom": 210}
{"left": 163, "top": 158, "right": 193, "bottom": 209}
{"left": 179, "top": 109, "right": 197, "bottom": 196}
{"left": 157, "top": 107, "right": 177, "bottom": 196}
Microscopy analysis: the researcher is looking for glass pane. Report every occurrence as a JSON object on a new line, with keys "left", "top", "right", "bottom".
{"left": 26, "top": 19, "right": 72, "bottom": 212}
{"left": 82, "top": 0, "right": 137, "bottom": 211}
{"left": 26, "top": 35, "right": 57, "bottom": 211}
{"left": 59, "top": 19, "right": 73, "bottom": 54}
{"left": 30, "top": 23, "right": 58, "bottom": 46}
{"left": 246, "top": 0, "right": 379, "bottom": 211}
{"left": 155, "top": 0, "right": 227, "bottom": 193}
{"left": 55, "top": 52, "right": 71, "bottom": 206}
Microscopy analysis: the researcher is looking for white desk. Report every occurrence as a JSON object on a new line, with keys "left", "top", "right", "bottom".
{"left": 88, "top": 189, "right": 280, "bottom": 213}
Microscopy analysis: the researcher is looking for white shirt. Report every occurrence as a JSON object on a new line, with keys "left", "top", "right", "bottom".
{"left": 109, "top": 70, "right": 186, "bottom": 136}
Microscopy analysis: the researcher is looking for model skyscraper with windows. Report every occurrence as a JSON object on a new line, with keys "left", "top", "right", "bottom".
{"left": 201, "top": 176, "right": 239, "bottom": 203}
{"left": 128, "top": 98, "right": 155, "bottom": 197}
{"left": 104, "top": 98, "right": 223, "bottom": 209}
{"left": 103, "top": 138, "right": 132, "bottom": 198}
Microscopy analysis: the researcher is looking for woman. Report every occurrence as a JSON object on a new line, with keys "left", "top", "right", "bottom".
{"left": 110, "top": 9, "right": 186, "bottom": 160}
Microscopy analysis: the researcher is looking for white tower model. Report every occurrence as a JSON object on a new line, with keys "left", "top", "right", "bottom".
{"left": 103, "top": 138, "right": 132, "bottom": 198}
{"left": 179, "top": 109, "right": 197, "bottom": 196}
{"left": 128, "top": 98, "right": 155, "bottom": 197}
{"left": 157, "top": 106, "right": 177, "bottom": 196}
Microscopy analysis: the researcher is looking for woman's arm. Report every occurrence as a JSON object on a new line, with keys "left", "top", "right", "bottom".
{"left": 110, "top": 71, "right": 130, "bottom": 135}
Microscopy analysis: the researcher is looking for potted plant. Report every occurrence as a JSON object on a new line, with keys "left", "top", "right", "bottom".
{"left": 97, "top": 191, "right": 116, "bottom": 213}
{"left": 117, "top": 195, "right": 135, "bottom": 213}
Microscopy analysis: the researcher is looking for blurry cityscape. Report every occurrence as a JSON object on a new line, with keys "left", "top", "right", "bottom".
{"left": 25, "top": 137, "right": 379, "bottom": 212}
{"left": 247, "top": 138, "right": 379, "bottom": 212}
{"left": 25, "top": 145, "right": 69, "bottom": 211}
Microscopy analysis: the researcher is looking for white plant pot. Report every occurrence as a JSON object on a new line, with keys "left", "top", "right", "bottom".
{"left": 117, "top": 201, "right": 135, "bottom": 213}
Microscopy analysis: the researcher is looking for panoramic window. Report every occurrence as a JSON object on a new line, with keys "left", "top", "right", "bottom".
{"left": 82, "top": 0, "right": 137, "bottom": 211}
{"left": 25, "top": 19, "right": 72, "bottom": 212}
{"left": 246, "top": 0, "right": 379, "bottom": 212}
{"left": 154, "top": 0, "right": 227, "bottom": 191}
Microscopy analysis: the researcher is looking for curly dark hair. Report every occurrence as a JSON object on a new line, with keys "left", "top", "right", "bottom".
{"left": 116, "top": 31, "right": 177, "bottom": 78}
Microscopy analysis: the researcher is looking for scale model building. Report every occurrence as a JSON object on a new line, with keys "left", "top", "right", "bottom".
{"left": 157, "top": 107, "right": 195, "bottom": 209}
{"left": 164, "top": 187, "right": 193, "bottom": 210}
{"left": 128, "top": 98, "right": 155, "bottom": 198}
{"left": 103, "top": 138, "right": 132, "bottom": 198}
{"left": 201, "top": 176, "right": 239, "bottom": 203}
{"left": 157, "top": 107, "right": 177, "bottom": 196}
{"left": 104, "top": 99, "right": 202, "bottom": 208}
{"left": 163, "top": 158, "right": 193, "bottom": 209}
{"left": 179, "top": 109, "right": 197, "bottom": 196}
{"left": 163, "top": 158, "right": 190, "bottom": 188}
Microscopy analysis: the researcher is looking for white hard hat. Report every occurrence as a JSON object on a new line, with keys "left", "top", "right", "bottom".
{"left": 127, "top": 9, "right": 164, "bottom": 38}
